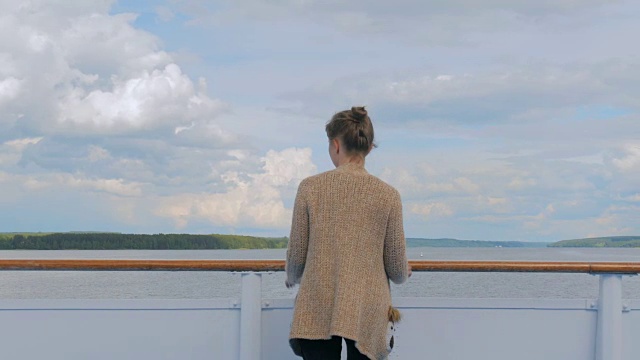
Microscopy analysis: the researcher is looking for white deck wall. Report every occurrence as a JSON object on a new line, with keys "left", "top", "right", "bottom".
{"left": 0, "top": 297, "right": 638, "bottom": 360}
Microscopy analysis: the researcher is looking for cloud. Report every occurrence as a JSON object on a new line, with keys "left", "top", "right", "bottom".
{"left": 155, "top": 148, "right": 317, "bottom": 229}
{"left": 3, "top": 137, "right": 42, "bottom": 150}
{"left": 376, "top": 138, "right": 634, "bottom": 239}
{"left": 0, "top": 170, "right": 143, "bottom": 197}
{"left": 1, "top": 1, "right": 638, "bottom": 240}
{"left": 0, "top": 77, "right": 21, "bottom": 102}
{"left": 155, "top": 6, "right": 175, "bottom": 22}
{"left": 57, "top": 64, "right": 225, "bottom": 133}
{"left": 508, "top": 177, "right": 538, "bottom": 190}
{"left": 410, "top": 202, "right": 454, "bottom": 218}
{"left": 0, "top": 1, "right": 232, "bottom": 176}
{"left": 485, "top": 196, "right": 508, "bottom": 206}
{"left": 0, "top": 1, "right": 310, "bottom": 233}
{"left": 611, "top": 144, "right": 640, "bottom": 171}
{"left": 0, "top": 146, "right": 317, "bottom": 232}
{"left": 0, "top": 137, "right": 42, "bottom": 168}
{"left": 62, "top": 175, "right": 143, "bottom": 197}
{"left": 181, "top": 0, "right": 618, "bottom": 34}
{"left": 282, "top": 60, "right": 640, "bottom": 127}
{"left": 625, "top": 194, "right": 640, "bottom": 202}
{"left": 0, "top": 1, "right": 227, "bottom": 138}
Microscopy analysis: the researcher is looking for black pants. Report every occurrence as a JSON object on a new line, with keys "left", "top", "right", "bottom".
{"left": 297, "top": 336, "right": 370, "bottom": 360}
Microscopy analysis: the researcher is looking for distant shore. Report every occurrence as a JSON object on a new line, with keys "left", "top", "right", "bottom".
{"left": 408, "top": 236, "right": 640, "bottom": 248}
{"left": 0, "top": 233, "right": 288, "bottom": 250}
{"left": 1, "top": 233, "right": 638, "bottom": 250}
{"left": 547, "top": 236, "right": 640, "bottom": 248}
{"left": 406, "top": 238, "right": 549, "bottom": 248}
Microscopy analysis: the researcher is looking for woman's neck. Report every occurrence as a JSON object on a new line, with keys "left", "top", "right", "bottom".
{"left": 336, "top": 155, "right": 365, "bottom": 167}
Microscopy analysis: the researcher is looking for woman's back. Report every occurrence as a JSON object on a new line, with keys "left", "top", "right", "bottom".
{"left": 286, "top": 106, "right": 409, "bottom": 360}
{"left": 287, "top": 163, "right": 408, "bottom": 360}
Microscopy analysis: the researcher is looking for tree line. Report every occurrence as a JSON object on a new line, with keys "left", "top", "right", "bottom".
{"left": 406, "top": 238, "right": 549, "bottom": 248}
{"left": 548, "top": 236, "right": 640, "bottom": 248}
{"left": 0, "top": 233, "right": 289, "bottom": 250}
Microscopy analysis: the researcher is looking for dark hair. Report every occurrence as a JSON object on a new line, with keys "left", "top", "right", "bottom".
{"left": 325, "top": 106, "right": 376, "bottom": 156}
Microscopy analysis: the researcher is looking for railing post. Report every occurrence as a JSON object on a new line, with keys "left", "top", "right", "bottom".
{"left": 595, "top": 274, "right": 623, "bottom": 360}
{"left": 240, "top": 273, "right": 262, "bottom": 360}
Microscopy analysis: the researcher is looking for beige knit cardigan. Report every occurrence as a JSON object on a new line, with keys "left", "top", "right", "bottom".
{"left": 286, "top": 162, "right": 409, "bottom": 360}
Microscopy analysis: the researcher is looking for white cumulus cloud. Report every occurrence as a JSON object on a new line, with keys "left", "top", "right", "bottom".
{"left": 0, "top": 77, "right": 22, "bottom": 103}
{"left": 58, "top": 63, "right": 223, "bottom": 132}
{"left": 0, "top": 1, "right": 226, "bottom": 136}
{"left": 612, "top": 144, "right": 640, "bottom": 171}
{"left": 155, "top": 148, "right": 317, "bottom": 229}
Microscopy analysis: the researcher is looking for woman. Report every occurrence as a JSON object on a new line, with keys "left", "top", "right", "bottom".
{"left": 285, "top": 106, "right": 410, "bottom": 360}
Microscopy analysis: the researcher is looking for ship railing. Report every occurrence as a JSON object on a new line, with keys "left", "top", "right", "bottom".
{"left": 1, "top": 259, "right": 639, "bottom": 360}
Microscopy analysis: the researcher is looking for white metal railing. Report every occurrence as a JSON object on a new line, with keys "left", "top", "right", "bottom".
{"left": 1, "top": 259, "right": 638, "bottom": 360}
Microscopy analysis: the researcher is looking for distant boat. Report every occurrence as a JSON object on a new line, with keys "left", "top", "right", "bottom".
{"left": 420, "top": 252, "right": 424, "bottom": 257}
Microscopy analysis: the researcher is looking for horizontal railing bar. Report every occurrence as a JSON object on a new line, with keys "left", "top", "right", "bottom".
{"left": 0, "top": 260, "right": 284, "bottom": 272}
{"left": 0, "top": 259, "right": 639, "bottom": 273}
{"left": 410, "top": 261, "right": 640, "bottom": 274}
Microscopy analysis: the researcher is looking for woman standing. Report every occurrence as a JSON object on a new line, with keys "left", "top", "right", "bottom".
{"left": 286, "top": 106, "right": 410, "bottom": 360}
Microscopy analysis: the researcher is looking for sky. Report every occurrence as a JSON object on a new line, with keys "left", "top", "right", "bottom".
{"left": 0, "top": 0, "right": 639, "bottom": 242}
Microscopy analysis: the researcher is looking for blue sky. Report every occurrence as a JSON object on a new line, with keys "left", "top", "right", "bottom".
{"left": 1, "top": 0, "right": 639, "bottom": 241}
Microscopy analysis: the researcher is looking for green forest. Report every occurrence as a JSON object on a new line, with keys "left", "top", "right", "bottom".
{"left": 548, "top": 236, "right": 640, "bottom": 248}
{"left": 2, "top": 233, "right": 638, "bottom": 250}
{"left": 0, "top": 233, "right": 288, "bottom": 250}
{"left": 406, "top": 238, "right": 548, "bottom": 248}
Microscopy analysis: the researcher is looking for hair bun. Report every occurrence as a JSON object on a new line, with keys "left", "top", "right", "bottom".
{"left": 351, "top": 106, "right": 367, "bottom": 122}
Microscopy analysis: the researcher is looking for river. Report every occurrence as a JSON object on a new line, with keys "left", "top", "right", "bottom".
{"left": 1, "top": 247, "right": 639, "bottom": 299}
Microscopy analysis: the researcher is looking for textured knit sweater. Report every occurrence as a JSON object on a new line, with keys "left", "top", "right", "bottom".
{"left": 286, "top": 162, "right": 409, "bottom": 360}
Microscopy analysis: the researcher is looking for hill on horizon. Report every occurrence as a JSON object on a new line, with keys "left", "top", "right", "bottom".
{"left": 406, "top": 238, "right": 549, "bottom": 248}
{"left": 2, "top": 233, "right": 638, "bottom": 249}
{"left": 548, "top": 236, "right": 640, "bottom": 248}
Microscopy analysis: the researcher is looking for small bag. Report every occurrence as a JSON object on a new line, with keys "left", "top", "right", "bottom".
{"left": 386, "top": 306, "right": 402, "bottom": 351}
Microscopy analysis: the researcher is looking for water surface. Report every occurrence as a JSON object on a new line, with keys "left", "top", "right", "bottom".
{"left": 1, "top": 248, "right": 639, "bottom": 299}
